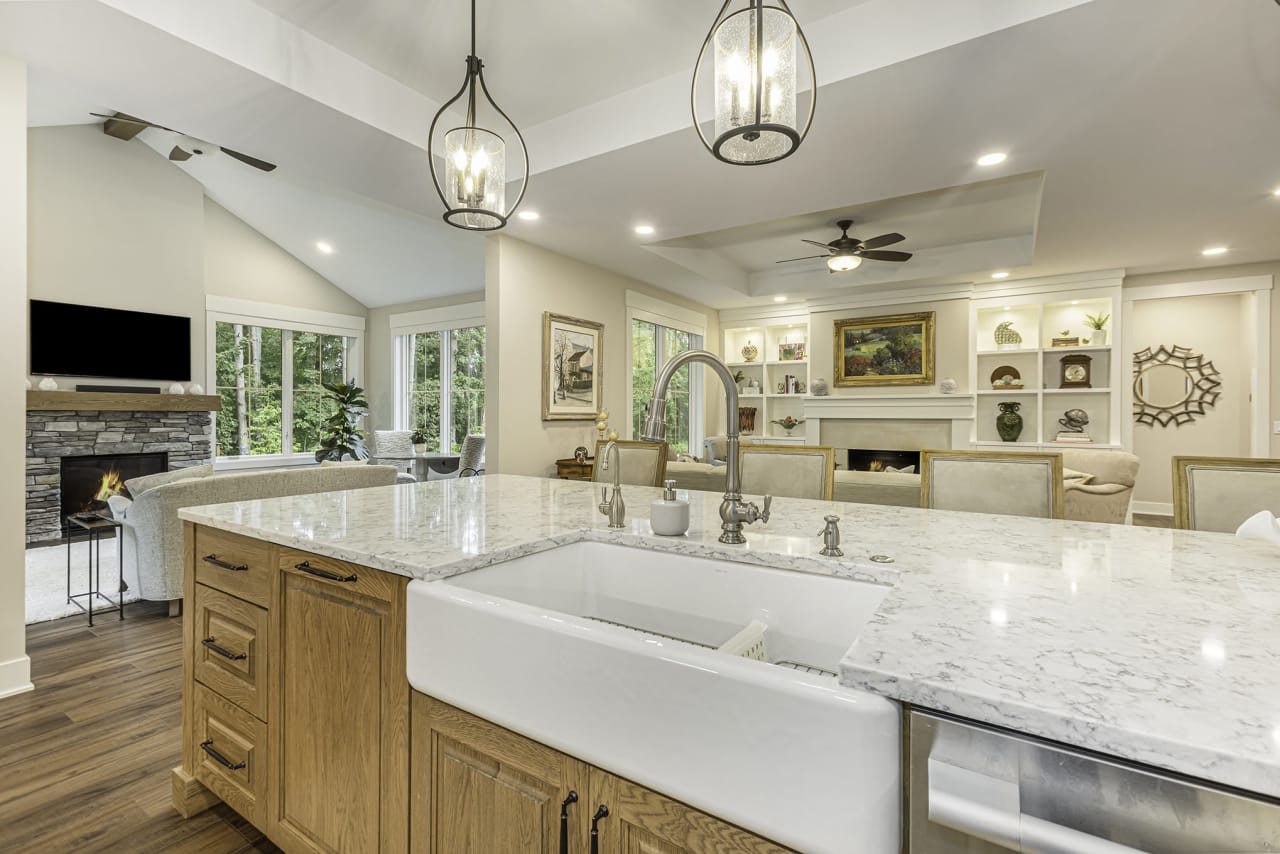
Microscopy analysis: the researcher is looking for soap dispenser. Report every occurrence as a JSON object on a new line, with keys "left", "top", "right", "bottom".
{"left": 650, "top": 479, "right": 690, "bottom": 536}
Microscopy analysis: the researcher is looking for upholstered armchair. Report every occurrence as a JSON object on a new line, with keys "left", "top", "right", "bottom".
{"left": 1060, "top": 449, "right": 1140, "bottom": 525}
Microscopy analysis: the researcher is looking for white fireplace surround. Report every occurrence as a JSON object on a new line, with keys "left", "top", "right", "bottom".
{"left": 803, "top": 395, "right": 976, "bottom": 451}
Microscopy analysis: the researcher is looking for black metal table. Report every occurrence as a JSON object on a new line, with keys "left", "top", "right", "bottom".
{"left": 65, "top": 513, "right": 125, "bottom": 626}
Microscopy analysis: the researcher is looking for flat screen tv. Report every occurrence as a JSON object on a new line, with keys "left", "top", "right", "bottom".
{"left": 29, "top": 300, "right": 192, "bottom": 382}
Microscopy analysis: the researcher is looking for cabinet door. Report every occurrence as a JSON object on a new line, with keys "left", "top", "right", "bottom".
{"left": 589, "top": 769, "right": 794, "bottom": 854}
{"left": 270, "top": 560, "right": 409, "bottom": 854}
{"left": 411, "top": 694, "right": 589, "bottom": 853}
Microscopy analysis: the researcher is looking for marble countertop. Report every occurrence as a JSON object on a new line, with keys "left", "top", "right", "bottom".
{"left": 179, "top": 474, "right": 1280, "bottom": 798}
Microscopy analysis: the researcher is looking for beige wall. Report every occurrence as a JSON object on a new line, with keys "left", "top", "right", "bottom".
{"left": 0, "top": 57, "right": 31, "bottom": 698}
{"left": 27, "top": 125, "right": 364, "bottom": 387}
{"left": 1126, "top": 261, "right": 1279, "bottom": 460}
{"left": 485, "top": 237, "right": 721, "bottom": 476}
{"left": 1129, "top": 292, "right": 1255, "bottom": 506}
{"left": 808, "top": 298, "right": 970, "bottom": 396}
{"left": 365, "top": 292, "right": 485, "bottom": 429}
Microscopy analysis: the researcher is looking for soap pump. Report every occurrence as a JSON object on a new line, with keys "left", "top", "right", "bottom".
{"left": 650, "top": 479, "right": 690, "bottom": 536}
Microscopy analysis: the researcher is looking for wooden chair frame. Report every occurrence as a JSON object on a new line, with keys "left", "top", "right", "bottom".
{"left": 920, "top": 449, "right": 1065, "bottom": 519}
{"left": 1171, "top": 455, "right": 1280, "bottom": 530}
{"left": 737, "top": 444, "right": 836, "bottom": 501}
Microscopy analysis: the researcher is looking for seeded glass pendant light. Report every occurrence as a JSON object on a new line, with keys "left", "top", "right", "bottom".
{"left": 428, "top": 0, "right": 528, "bottom": 230}
{"left": 691, "top": 0, "right": 816, "bottom": 166}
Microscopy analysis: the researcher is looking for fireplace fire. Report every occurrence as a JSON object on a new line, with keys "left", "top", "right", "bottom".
{"left": 60, "top": 452, "right": 168, "bottom": 525}
{"left": 92, "top": 470, "right": 127, "bottom": 504}
{"left": 847, "top": 449, "right": 921, "bottom": 472}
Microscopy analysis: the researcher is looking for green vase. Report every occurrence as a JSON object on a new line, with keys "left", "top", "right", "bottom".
{"left": 996, "top": 402, "right": 1024, "bottom": 442}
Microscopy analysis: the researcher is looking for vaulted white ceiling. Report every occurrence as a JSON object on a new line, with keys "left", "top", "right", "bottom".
{"left": 7, "top": 0, "right": 1280, "bottom": 310}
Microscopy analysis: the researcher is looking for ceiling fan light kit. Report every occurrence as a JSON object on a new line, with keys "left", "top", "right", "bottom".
{"left": 827, "top": 254, "right": 862, "bottom": 273}
{"left": 691, "top": 0, "right": 816, "bottom": 166}
{"left": 427, "top": 0, "right": 529, "bottom": 231}
{"left": 776, "top": 219, "right": 913, "bottom": 272}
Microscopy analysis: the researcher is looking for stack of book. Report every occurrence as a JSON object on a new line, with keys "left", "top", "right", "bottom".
{"left": 1055, "top": 432, "right": 1094, "bottom": 444}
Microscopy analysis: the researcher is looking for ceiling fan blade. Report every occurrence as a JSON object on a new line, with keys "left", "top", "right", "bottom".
{"left": 775, "top": 254, "right": 831, "bottom": 264}
{"left": 222, "top": 147, "right": 278, "bottom": 173}
{"left": 858, "top": 250, "right": 913, "bottom": 262}
{"left": 91, "top": 111, "right": 175, "bottom": 133}
{"left": 858, "top": 232, "right": 906, "bottom": 250}
{"left": 168, "top": 145, "right": 193, "bottom": 162}
{"left": 800, "top": 239, "right": 834, "bottom": 251}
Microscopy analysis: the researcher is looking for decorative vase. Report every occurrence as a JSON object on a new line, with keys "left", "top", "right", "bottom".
{"left": 996, "top": 402, "right": 1024, "bottom": 442}
{"left": 188, "top": 383, "right": 205, "bottom": 395}
{"left": 994, "top": 321, "right": 1023, "bottom": 350}
{"left": 412, "top": 443, "right": 427, "bottom": 454}
{"left": 38, "top": 377, "right": 58, "bottom": 391}
{"left": 741, "top": 340, "right": 759, "bottom": 362}
{"left": 168, "top": 382, "right": 185, "bottom": 394}
{"left": 738, "top": 406, "right": 757, "bottom": 433}
{"left": 1090, "top": 329, "right": 1108, "bottom": 346}
{"left": 939, "top": 377, "right": 958, "bottom": 394}
{"left": 811, "top": 378, "right": 829, "bottom": 396}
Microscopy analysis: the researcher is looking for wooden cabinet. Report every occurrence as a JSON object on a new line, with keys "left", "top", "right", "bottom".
{"left": 411, "top": 694, "right": 791, "bottom": 854}
{"left": 174, "top": 524, "right": 410, "bottom": 854}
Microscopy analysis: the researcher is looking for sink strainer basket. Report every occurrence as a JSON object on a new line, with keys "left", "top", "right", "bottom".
{"left": 718, "top": 620, "right": 770, "bottom": 662}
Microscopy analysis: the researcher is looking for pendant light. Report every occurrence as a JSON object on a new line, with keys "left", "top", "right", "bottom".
{"left": 691, "top": 0, "right": 816, "bottom": 166}
{"left": 427, "top": 0, "right": 529, "bottom": 231}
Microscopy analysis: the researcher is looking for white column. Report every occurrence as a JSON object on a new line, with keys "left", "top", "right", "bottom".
{"left": 0, "top": 55, "right": 31, "bottom": 698}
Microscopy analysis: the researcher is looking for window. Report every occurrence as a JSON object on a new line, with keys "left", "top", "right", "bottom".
{"left": 213, "top": 322, "right": 357, "bottom": 458}
{"left": 394, "top": 305, "right": 487, "bottom": 453}
{"left": 631, "top": 318, "right": 703, "bottom": 455}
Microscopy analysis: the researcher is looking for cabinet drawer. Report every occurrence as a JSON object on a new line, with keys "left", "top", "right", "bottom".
{"left": 193, "top": 683, "right": 268, "bottom": 826}
{"left": 193, "top": 526, "right": 272, "bottom": 608}
{"left": 278, "top": 547, "right": 402, "bottom": 603}
{"left": 193, "top": 583, "right": 269, "bottom": 721}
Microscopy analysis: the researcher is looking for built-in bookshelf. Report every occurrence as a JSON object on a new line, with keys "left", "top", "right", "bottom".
{"left": 723, "top": 317, "right": 811, "bottom": 443}
{"left": 969, "top": 288, "right": 1123, "bottom": 449}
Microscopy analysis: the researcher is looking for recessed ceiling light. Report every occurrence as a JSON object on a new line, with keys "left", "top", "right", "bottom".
{"left": 517, "top": 210, "right": 540, "bottom": 221}
{"left": 315, "top": 241, "right": 334, "bottom": 254}
{"left": 991, "top": 271, "right": 1010, "bottom": 279}
{"left": 1002, "top": 306, "right": 1012, "bottom": 311}
{"left": 773, "top": 296, "right": 788, "bottom": 303}
{"left": 634, "top": 225, "right": 655, "bottom": 235}
{"left": 1273, "top": 187, "right": 1280, "bottom": 197}
{"left": 1201, "top": 246, "right": 1229, "bottom": 256}
{"left": 1071, "top": 300, "right": 1079, "bottom": 305}
{"left": 977, "top": 152, "right": 1007, "bottom": 167}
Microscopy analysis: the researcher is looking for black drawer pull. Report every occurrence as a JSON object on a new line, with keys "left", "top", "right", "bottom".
{"left": 294, "top": 561, "right": 357, "bottom": 583}
{"left": 202, "top": 554, "right": 248, "bottom": 572}
{"left": 559, "top": 791, "right": 578, "bottom": 854}
{"left": 590, "top": 805, "right": 609, "bottom": 854}
{"left": 200, "top": 738, "right": 246, "bottom": 771}
{"left": 201, "top": 636, "right": 247, "bottom": 661}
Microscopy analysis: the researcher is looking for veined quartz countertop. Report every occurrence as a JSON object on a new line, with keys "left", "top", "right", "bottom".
{"left": 179, "top": 474, "right": 1280, "bottom": 798}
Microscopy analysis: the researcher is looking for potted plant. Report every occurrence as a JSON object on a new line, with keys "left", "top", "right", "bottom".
{"left": 411, "top": 429, "right": 429, "bottom": 455}
{"left": 313, "top": 379, "right": 370, "bottom": 462}
{"left": 1084, "top": 311, "right": 1110, "bottom": 346}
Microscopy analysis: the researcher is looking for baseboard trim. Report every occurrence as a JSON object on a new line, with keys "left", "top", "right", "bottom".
{"left": 0, "top": 655, "right": 33, "bottom": 699}
{"left": 1132, "top": 501, "right": 1174, "bottom": 517}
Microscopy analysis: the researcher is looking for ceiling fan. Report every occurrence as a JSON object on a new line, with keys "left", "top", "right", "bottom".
{"left": 776, "top": 219, "right": 912, "bottom": 273}
{"left": 90, "top": 112, "right": 278, "bottom": 172}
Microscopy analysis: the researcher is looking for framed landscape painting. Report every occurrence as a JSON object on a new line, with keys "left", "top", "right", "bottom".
{"left": 542, "top": 312, "right": 604, "bottom": 420}
{"left": 834, "top": 311, "right": 935, "bottom": 387}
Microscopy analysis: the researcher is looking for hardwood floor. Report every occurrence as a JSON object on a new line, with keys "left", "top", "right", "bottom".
{"left": 0, "top": 602, "right": 280, "bottom": 853}
{"left": 1132, "top": 512, "right": 1175, "bottom": 529}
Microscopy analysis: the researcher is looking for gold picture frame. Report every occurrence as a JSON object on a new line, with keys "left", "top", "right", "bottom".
{"left": 834, "top": 311, "right": 935, "bottom": 387}
{"left": 542, "top": 312, "right": 604, "bottom": 421}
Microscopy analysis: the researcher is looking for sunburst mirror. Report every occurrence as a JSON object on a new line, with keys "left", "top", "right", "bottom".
{"left": 1132, "top": 345, "right": 1222, "bottom": 427}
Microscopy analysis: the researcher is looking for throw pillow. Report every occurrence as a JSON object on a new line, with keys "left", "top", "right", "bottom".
{"left": 1062, "top": 467, "right": 1094, "bottom": 485}
{"left": 125, "top": 463, "right": 214, "bottom": 496}
{"left": 885, "top": 464, "right": 916, "bottom": 474}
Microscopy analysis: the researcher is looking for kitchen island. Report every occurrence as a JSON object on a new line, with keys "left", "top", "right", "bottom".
{"left": 174, "top": 474, "right": 1280, "bottom": 851}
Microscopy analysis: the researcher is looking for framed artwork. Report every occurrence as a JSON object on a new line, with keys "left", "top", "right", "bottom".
{"left": 542, "top": 312, "right": 604, "bottom": 420}
{"left": 834, "top": 311, "right": 935, "bottom": 387}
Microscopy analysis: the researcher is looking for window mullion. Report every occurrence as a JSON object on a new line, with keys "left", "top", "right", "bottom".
{"left": 281, "top": 329, "right": 294, "bottom": 453}
{"left": 439, "top": 329, "right": 453, "bottom": 454}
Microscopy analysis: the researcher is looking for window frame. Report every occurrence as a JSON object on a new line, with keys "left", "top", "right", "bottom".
{"left": 391, "top": 302, "right": 486, "bottom": 454}
{"left": 206, "top": 296, "right": 365, "bottom": 469}
{"left": 624, "top": 291, "right": 707, "bottom": 455}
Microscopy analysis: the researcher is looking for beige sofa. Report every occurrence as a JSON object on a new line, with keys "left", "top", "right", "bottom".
{"left": 667, "top": 447, "right": 1139, "bottom": 524}
{"left": 110, "top": 463, "right": 401, "bottom": 603}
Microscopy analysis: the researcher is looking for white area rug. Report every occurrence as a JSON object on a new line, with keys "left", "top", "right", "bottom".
{"left": 25, "top": 539, "right": 143, "bottom": 624}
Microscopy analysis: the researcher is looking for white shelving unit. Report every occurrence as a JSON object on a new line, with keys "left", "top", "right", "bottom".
{"left": 969, "top": 287, "right": 1124, "bottom": 450}
{"left": 723, "top": 317, "right": 811, "bottom": 443}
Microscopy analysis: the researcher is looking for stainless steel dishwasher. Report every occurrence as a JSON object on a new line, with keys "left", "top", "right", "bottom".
{"left": 908, "top": 709, "right": 1280, "bottom": 853}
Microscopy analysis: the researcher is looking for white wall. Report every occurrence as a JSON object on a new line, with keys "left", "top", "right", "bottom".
{"left": 0, "top": 56, "right": 31, "bottom": 698}
{"left": 365, "top": 291, "right": 485, "bottom": 429}
{"left": 486, "top": 237, "right": 721, "bottom": 476}
{"left": 26, "top": 125, "right": 365, "bottom": 388}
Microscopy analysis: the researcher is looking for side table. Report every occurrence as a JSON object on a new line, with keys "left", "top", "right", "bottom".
{"left": 66, "top": 513, "right": 125, "bottom": 626}
{"left": 555, "top": 457, "right": 594, "bottom": 481}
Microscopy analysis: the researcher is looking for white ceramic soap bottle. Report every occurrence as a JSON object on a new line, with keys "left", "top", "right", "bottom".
{"left": 650, "top": 479, "right": 690, "bottom": 537}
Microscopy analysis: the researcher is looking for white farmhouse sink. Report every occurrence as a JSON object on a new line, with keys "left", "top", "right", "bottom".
{"left": 406, "top": 541, "right": 900, "bottom": 854}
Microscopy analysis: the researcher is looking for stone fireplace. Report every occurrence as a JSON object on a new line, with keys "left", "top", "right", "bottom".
{"left": 26, "top": 405, "right": 214, "bottom": 544}
{"left": 803, "top": 395, "right": 976, "bottom": 465}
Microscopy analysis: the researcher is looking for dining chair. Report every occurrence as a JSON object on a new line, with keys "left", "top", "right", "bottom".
{"left": 370, "top": 430, "right": 415, "bottom": 477}
{"left": 458, "top": 434, "right": 486, "bottom": 477}
{"left": 738, "top": 444, "right": 836, "bottom": 500}
{"left": 920, "top": 450, "right": 1064, "bottom": 519}
{"left": 1172, "top": 456, "right": 1280, "bottom": 533}
{"left": 592, "top": 439, "right": 668, "bottom": 487}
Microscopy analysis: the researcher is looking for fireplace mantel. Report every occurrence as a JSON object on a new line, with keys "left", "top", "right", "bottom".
{"left": 803, "top": 394, "right": 975, "bottom": 451}
{"left": 26, "top": 391, "right": 221, "bottom": 413}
